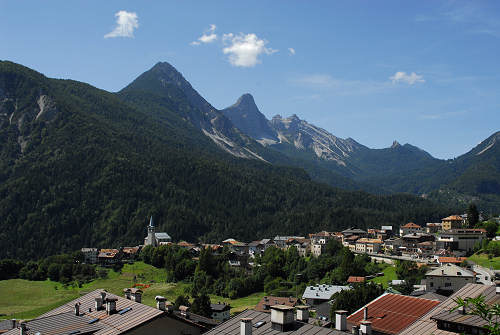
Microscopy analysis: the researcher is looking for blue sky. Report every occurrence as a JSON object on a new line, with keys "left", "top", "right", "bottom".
{"left": 1, "top": 0, "right": 499, "bottom": 159}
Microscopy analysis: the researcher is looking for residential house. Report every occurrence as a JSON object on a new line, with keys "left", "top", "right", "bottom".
{"left": 400, "top": 283, "right": 498, "bottom": 335}
{"left": 441, "top": 215, "right": 464, "bottom": 231}
{"left": 437, "top": 257, "right": 467, "bottom": 266}
{"left": 302, "top": 284, "right": 350, "bottom": 306}
{"left": 81, "top": 248, "right": 99, "bottom": 264}
{"left": 98, "top": 249, "right": 121, "bottom": 266}
{"left": 121, "top": 247, "right": 140, "bottom": 261}
{"left": 254, "top": 296, "right": 300, "bottom": 313}
{"left": 203, "top": 306, "right": 348, "bottom": 335}
{"left": 309, "top": 231, "right": 335, "bottom": 257}
{"left": 399, "top": 222, "right": 423, "bottom": 236}
{"left": 436, "top": 229, "right": 486, "bottom": 252}
{"left": 426, "top": 222, "right": 442, "bottom": 234}
{"left": 355, "top": 238, "right": 382, "bottom": 254}
{"left": 346, "top": 293, "right": 441, "bottom": 335}
{"left": 425, "top": 263, "right": 476, "bottom": 294}
{"left": 210, "top": 303, "right": 231, "bottom": 322}
{"left": 400, "top": 233, "right": 434, "bottom": 257}
{"left": 285, "top": 238, "right": 310, "bottom": 257}
{"left": 273, "top": 236, "right": 305, "bottom": 249}
{"left": 2, "top": 289, "right": 204, "bottom": 335}
{"left": 347, "top": 276, "right": 366, "bottom": 284}
{"left": 383, "top": 238, "right": 402, "bottom": 254}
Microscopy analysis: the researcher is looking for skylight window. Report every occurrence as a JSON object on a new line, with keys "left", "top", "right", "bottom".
{"left": 118, "top": 307, "right": 132, "bottom": 315}
{"left": 254, "top": 321, "right": 266, "bottom": 328}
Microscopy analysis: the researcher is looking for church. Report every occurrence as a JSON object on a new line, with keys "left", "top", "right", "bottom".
{"left": 144, "top": 216, "right": 172, "bottom": 246}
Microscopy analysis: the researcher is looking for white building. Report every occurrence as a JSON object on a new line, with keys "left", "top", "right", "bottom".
{"left": 144, "top": 216, "right": 172, "bottom": 246}
{"left": 425, "top": 263, "right": 476, "bottom": 293}
{"left": 399, "top": 222, "right": 423, "bottom": 236}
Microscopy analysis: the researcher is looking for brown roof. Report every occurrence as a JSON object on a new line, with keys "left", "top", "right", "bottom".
{"left": 442, "top": 215, "right": 463, "bottom": 221}
{"left": 347, "top": 293, "right": 441, "bottom": 335}
{"left": 438, "top": 257, "right": 467, "bottom": 264}
{"left": 254, "top": 296, "right": 299, "bottom": 313}
{"left": 347, "top": 276, "right": 365, "bottom": 283}
{"left": 400, "top": 284, "right": 496, "bottom": 335}
{"left": 356, "top": 238, "right": 382, "bottom": 244}
{"left": 401, "top": 222, "right": 422, "bottom": 228}
{"left": 177, "top": 241, "right": 196, "bottom": 248}
{"left": 3, "top": 289, "right": 163, "bottom": 335}
{"left": 122, "top": 247, "right": 139, "bottom": 254}
{"left": 204, "top": 309, "right": 346, "bottom": 335}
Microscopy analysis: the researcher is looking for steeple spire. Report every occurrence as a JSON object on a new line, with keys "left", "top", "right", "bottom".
{"left": 149, "top": 216, "right": 154, "bottom": 228}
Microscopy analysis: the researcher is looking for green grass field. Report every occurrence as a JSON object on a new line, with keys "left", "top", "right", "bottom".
{"left": 369, "top": 265, "right": 397, "bottom": 288}
{"left": 468, "top": 253, "right": 500, "bottom": 270}
{"left": 0, "top": 262, "right": 262, "bottom": 319}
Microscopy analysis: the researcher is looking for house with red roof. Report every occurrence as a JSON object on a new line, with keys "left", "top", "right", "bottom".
{"left": 399, "top": 222, "right": 423, "bottom": 236}
{"left": 346, "top": 293, "right": 441, "bottom": 334}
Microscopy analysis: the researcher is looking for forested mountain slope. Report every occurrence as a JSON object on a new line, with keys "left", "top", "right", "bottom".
{"left": 0, "top": 61, "right": 453, "bottom": 259}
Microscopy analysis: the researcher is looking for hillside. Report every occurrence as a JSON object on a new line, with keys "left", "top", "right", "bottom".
{"left": 0, "top": 61, "right": 453, "bottom": 260}
{"left": 221, "top": 94, "right": 500, "bottom": 211}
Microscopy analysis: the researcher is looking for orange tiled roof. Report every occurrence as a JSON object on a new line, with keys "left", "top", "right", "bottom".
{"left": 438, "top": 257, "right": 467, "bottom": 264}
{"left": 401, "top": 222, "right": 422, "bottom": 229}
{"left": 347, "top": 276, "right": 366, "bottom": 283}
{"left": 442, "top": 215, "right": 463, "bottom": 221}
{"left": 357, "top": 238, "right": 383, "bottom": 244}
{"left": 347, "top": 294, "right": 440, "bottom": 335}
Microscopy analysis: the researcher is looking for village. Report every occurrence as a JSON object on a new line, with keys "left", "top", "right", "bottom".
{"left": 17, "top": 213, "right": 491, "bottom": 335}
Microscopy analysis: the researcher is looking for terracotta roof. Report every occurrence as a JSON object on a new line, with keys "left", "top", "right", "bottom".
{"left": 122, "top": 247, "right": 139, "bottom": 254}
{"left": 177, "top": 241, "right": 196, "bottom": 247}
{"left": 347, "top": 276, "right": 365, "bottom": 283}
{"left": 442, "top": 215, "right": 463, "bottom": 221}
{"left": 400, "top": 284, "right": 496, "bottom": 335}
{"left": 438, "top": 257, "right": 467, "bottom": 264}
{"left": 254, "top": 296, "right": 299, "bottom": 313}
{"left": 347, "top": 293, "right": 441, "bottom": 335}
{"left": 401, "top": 222, "right": 422, "bottom": 229}
{"left": 356, "top": 238, "right": 382, "bottom": 244}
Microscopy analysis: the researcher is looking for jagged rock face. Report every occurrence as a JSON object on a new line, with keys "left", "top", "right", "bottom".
{"left": 221, "top": 94, "right": 278, "bottom": 145}
{"left": 0, "top": 92, "right": 59, "bottom": 153}
{"left": 124, "top": 62, "right": 265, "bottom": 161}
{"left": 270, "top": 114, "right": 363, "bottom": 165}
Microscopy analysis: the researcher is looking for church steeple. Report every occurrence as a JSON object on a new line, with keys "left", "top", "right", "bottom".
{"left": 146, "top": 216, "right": 157, "bottom": 246}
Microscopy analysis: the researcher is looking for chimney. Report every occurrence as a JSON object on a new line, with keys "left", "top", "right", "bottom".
{"left": 123, "top": 288, "right": 131, "bottom": 300}
{"left": 131, "top": 289, "right": 143, "bottom": 303}
{"left": 270, "top": 305, "right": 295, "bottom": 331}
{"left": 296, "top": 305, "right": 309, "bottom": 323}
{"left": 458, "top": 306, "right": 466, "bottom": 315}
{"left": 101, "top": 291, "right": 106, "bottom": 301}
{"left": 360, "top": 321, "right": 372, "bottom": 335}
{"left": 351, "top": 325, "right": 359, "bottom": 334}
{"left": 155, "top": 296, "right": 166, "bottom": 311}
{"left": 335, "top": 310, "right": 348, "bottom": 331}
{"left": 10, "top": 320, "right": 17, "bottom": 329}
{"left": 19, "top": 323, "right": 27, "bottom": 335}
{"left": 240, "top": 318, "right": 252, "bottom": 335}
{"left": 105, "top": 297, "right": 118, "bottom": 315}
{"left": 363, "top": 306, "right": 368, "bottom": 320}
{"left": 165, "top": 301, "right": 174, "bottom": 313}
{"left": 95, "top": 296, "right": 103, "bottom": 311}
{"left": 74, "top": 303, "right": 80, "bottom": 316}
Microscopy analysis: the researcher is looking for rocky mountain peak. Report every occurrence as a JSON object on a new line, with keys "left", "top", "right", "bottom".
{"left": 391, "top": 140, "right": 401, "bottom": 149}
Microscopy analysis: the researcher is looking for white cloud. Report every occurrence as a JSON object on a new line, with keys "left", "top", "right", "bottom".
{"left": 390, "top": 71, "right": 425, "bottom": 85}
{"left": 288, "top": 47, "right": 296, "bottom": 55}
{"left": 222, "top": 33, "right": 277, "bottom": 67}
{"left": 191, "top": 24, "right": 217, "bottom": 46}
{"left": 104, "top": 10, "right": 139, "bottom": 38}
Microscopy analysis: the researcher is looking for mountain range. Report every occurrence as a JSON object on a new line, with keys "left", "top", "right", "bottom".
{"left": 222, "top": 93, "right": 500, "bottom": 209}
{"left": 0, "top": 60, "right": 495, "bottom": 259}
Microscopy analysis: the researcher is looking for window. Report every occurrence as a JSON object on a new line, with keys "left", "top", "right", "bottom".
{"left": 445, "top": 283, "right": 451, "bottom": 287}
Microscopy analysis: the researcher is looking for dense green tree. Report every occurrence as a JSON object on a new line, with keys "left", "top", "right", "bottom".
{"left": 0, "top": 259, "right": 24, "bottom": 280}
{"left": 467, "top": 203, "right": 480, "bottom": 227}
{"left": 329, "top": 282, "right": 384, "bottom": 316}
{"left": 190, "top": 291, "right": 212, "bottom": 318}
